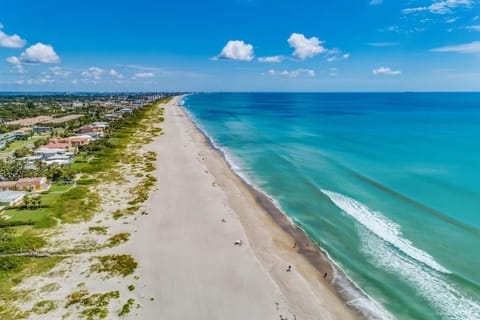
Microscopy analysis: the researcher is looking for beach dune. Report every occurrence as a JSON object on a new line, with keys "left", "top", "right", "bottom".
{"left": 126, "top": 97, "right": 357, "bottom": 319}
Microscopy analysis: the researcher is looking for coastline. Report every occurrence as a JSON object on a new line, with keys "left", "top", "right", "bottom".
{"left": 169, "top": 96, "right": 360, "bottom": 319}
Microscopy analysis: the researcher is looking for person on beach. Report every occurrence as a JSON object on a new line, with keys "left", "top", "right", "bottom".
{"left": 286, "top": 265, "right": 292, "bottom": 272}
{"left": 323, "top": 272, "right": 327, "bottom": 279}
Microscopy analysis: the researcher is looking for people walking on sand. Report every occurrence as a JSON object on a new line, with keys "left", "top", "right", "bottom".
{"left": 286, "top": 265, "right": 292, "bottom": 272}
{"left": 323, "top": 272, "right": 327, "bottom": 279}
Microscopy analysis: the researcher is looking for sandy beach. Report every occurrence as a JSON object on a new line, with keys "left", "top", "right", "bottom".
{"left": 128, "top": 96, "right": 357, "bottom": 319}
{"left": 11, "top": 96, "right": 358, "bottom": 320}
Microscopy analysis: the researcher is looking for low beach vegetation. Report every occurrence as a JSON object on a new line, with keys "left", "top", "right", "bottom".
{"left": 90, "top": 255, "right": 138, "bottom": 278}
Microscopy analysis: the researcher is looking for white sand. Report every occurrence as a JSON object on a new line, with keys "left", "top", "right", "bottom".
{"left": 125, "top": 97, "right": 357, "bottom": 320}
{"left": 16, "top": 97, "right": 357, "bottom": 320}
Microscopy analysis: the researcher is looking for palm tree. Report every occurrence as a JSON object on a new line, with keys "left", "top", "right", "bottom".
{"left": 23, "top": 196, "right": 31, "bottom": 209}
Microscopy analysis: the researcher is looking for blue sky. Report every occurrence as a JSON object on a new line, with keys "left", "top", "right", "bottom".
{"left": 1, "top": 0, "right": 479, "bottom": 91}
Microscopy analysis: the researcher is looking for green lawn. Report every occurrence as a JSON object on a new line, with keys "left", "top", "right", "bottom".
{"left": 2, "top": 183, "right": 74, "bottom": 228}
{"left": 47, "top": 183, "right": 73, "bottom": 193}
{"left": 1, "top": 136, "right": 42, "bottom": 153}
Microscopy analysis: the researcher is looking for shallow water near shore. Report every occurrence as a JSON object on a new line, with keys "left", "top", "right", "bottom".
{"left": 183, "top": 92, "right": 480, "bottom": 320}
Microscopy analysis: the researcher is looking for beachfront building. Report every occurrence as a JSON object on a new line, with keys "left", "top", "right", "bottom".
{"left": 34, "top": 147, "right": 74, "bottom": 165}
{"left": 16, "top": 178, "right": 51, "bottom": 192}
{"left": 0, "top": 177, "right": 50, "bottom": 193}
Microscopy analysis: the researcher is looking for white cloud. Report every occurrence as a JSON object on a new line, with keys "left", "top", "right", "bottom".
{"left": 6, "top": 56, "right": 21, "bottom": 65}
{"left": 50, "top": 66, "right": 71, "bottom": 77}
{"left": 81, "top": 67, "right": 105, "bottom": 80}
{"left": 288, "top": 33, "right": 326, "bottom": 60}
{"left": 217, "top": 40, "right": 254, "bottom": 61}
{"left": 431, "top": 41, "right": 480, "bottom": 53}
{"left": 109, "top": 69, "right": 124, "bottom": 78}
{"left": 372, "top": 67, "right": 401, "bottom": 75}
{"left": 266, "top": 68, "right": 315, "bottom": 78}
{"left": 370, "top": 0, "right": 383, "bottom": 5}
{"left": 19, "top": 43, "right": 60, "bottom": 63}
{"left": 445, "top": 17, "right": 459, "bottom": 23}
{"left": 403, "top": 0, "right": 473, "bottom": 15}
{"left": 6, "top": 56, "right": 25, "bottom": 74}
{"left": 132, "top": 72, "right": 155, "bottom": 79}
{"left": 0, "top": 24, "right": 26, "bottom": 48}
{"left": 327, "top": 52, "right": 350, "bottom": 62}
{"left": 258, "top": 55, "right": 283, "bottom": 63}
{"left": 466, "top": 25, "right": 480, "bottom": 31}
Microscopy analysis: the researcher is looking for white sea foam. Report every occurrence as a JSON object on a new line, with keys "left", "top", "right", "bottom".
{"left": 322, "top": 190, "right": 480, "bottom": 319}
{"left": 181, "top": 100, "right": 394, "bottom": 319}
{"left": 362, "top": 229, "right": 480, "bottom": 320}
{"left": 321, "top": 190, "right": 450, "bottom": 274}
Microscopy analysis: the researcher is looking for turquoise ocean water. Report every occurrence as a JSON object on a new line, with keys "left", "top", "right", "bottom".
{"left": 182, "top": 93, "right": 480, "bottom": 320}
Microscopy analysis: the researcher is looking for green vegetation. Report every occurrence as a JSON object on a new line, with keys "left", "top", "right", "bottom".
{"left": 127, "top": 284, "right": 135, "bottom": 291}
{"left": 2, "top": 182, "right": 89, "bottom": 229}
{"left": 0, "top": 228, "right": 46, "bottom": 254}
{"left": 0, "top": 97, "right": 171, "bottom": 318}
{"left": 40, "top": 282, "right": 61, "bottom": 293}
{"left": 2, "top": 137, "right": 42, "bottom": 154}
{"left": 88, "top": 226, "right": 108, "bottom": 235}
{"left": 0, "top": 257, "right": 63, "bottom": 318}
{"left": 65, "top": 290, "right": 120, "bottom": 320}
{"left": 106, "top": 233, "right": 130, "bottom": 247}
{"left": 31, "top": 300, "right": 58, "bottom": 315}
{"left": 128, "top": 174, "right": 157, "bottom": 206}
{"left": 118, "top": 298, "right": 135, "bottom": 317}
{"left": 54, "top": 186, "right": 99, "bottom": 223}
{"left": 90, "top": 255, "right": 138, "bottom": 278}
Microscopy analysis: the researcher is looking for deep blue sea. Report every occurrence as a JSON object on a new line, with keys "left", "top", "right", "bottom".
{"left": 183, "top": 93, "right": 480, "bottom": 320}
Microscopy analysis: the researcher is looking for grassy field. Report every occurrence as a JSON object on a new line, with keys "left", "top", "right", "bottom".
{"left": 1, "top": 136, "right": 42, "bottom": 153}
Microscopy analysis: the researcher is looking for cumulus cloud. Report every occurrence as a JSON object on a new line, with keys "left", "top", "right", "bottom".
{"left": 81, "top": 67, "right": 105, "bottom": 80}
{"left": 109, "top": 69, "right": 124, "bottom": 79}
{"left": 258, "top": 55, "right": 283, "bottom": 63}
{"left": 6, "top": 56, "right": 26, "bottom": 74}
{"left": 0, "top": 23, "right": 26, "bottom": 48}
{"left": 132, "top": 72, "right": 155, "bottom": 79}
{"left": 403, "top": 0, "right": 473, "bottom": 15}
{"left": 430, "top": 41, "right": 480, "bottom": 53}
{"left": 288, "top": 33, "right": 326, "bottom": 60}
{"left": 6, "top": 56, "right": 21, "bottom": 65}
{"left": 372, "top": 67, "right": 401, "bottom": 75}
{"left": 216, "top": 40, "right": 254, "bottom": 61}
{"left": 19, "top": 43, "right": 60, "bottom": 63}
{"left": 266, "top": 68, "right": 315, "bottom": 78}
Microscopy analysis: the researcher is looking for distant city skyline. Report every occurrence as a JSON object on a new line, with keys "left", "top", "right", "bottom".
{"left": 1, "top": 0, "right": 480, "bottom": 91}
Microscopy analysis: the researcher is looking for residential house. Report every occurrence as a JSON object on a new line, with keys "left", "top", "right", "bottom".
{"left": 91, "top": 121, "right": 109, "bottom": 129}
{"left": 32, "top": 126, "right": 53, "bottom": 134}
{"left": 0, "top": 177, "right": 50, "bottom": 193}
{"left": 77, "top": 124, "right": 103, "bottom": 135}
{"left": 0, "top": 181, "right": 18, "bottom": 191}
{"left": 15, "top": 177, "right": 51, "bottom": 192}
